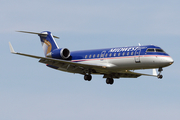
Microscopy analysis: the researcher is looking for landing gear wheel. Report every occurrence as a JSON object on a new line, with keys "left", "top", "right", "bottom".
{"left": 84, "top": 74, "right": 92, "bottom": 81}
{"left": 106, "top": 78, "right": 114, "bottom": 85}
{"left": 158, "top": 75, "right": 163, "bottom": 79}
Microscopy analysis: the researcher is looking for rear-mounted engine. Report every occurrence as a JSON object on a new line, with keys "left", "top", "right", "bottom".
{"left": 46, "top": 48, "right": 70, "bottom": 59}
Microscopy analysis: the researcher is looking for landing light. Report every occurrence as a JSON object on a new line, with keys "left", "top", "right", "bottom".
{"left": 102, "top": 66, "right": 106, "bottom": 68}
{"left": 169, "top": 62, "right": 174, "bottom": 65}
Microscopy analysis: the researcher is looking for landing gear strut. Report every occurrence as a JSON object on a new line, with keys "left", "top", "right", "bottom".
{"left": 106, "top": 78, "right": 114, "bottom": 85}
{"left": 157, "top": 67, "right": 163, "bottom": 79}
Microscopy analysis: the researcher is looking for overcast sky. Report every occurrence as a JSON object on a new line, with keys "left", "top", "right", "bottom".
{"left": 1, "top": 0, "right": 180, "bottom": 120}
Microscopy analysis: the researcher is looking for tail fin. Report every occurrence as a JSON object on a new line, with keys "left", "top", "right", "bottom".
{"left": 17, "top": 31, "right": 59, "bottom": 57}
{"left": 39, "top": 31, "right": 59, "bottom": 56}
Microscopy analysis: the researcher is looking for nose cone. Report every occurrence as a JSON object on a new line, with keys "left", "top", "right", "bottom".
{"left": 168, "top": 57, "right": 174, "bottom": 65}
{"left": 163, "top": 57, "right": 174, "bottom": 66}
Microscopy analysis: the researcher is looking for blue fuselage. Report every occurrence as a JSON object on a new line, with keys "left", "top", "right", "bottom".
{"left": 67, "top": 45, "right": 173, "bottom": 70}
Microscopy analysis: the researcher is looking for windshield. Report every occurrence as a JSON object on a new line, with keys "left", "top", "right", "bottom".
{"left": 146, "top": 48, "right": 155, "bottom": 52}
{"left": 146, "top": 48, "right": 165, "bottom": 53}
{"left": 155, "top": 49, "right": 165, "bottom": 53}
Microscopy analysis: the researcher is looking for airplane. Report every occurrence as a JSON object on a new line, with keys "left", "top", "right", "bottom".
{"left": 9, "top": 31, "right": 174, "bottom": 85}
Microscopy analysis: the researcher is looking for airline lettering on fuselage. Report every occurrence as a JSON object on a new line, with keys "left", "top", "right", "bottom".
{"left": 109, "top": 47, "right": 139, "bottom": 52}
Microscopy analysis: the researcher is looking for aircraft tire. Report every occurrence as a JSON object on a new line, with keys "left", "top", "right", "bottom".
{"left": 158, "top": 75, "right": 163, "bottom": 79}
{"left": 84, "top": 75, "right": 92, "bottom": 81}
{"left": 106, "top": 78, "right": 110, "bottom": 84}
{"left": 87, "top": 75, "right": 92, "bottom": 81}
{"left": 106, "top": 78, "right": 114, "bottom": 85}
{"left": 84, "top": 75, "right": 88, "bottom": 81}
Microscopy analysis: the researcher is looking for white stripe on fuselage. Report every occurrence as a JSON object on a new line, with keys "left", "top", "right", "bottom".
{"left": 71, "top": 55, "right": 172, "bottom": 70}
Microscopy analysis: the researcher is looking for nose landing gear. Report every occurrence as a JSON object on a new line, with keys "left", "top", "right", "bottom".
{"left": 157, "top": 67, "right": 163, "bottom": 79}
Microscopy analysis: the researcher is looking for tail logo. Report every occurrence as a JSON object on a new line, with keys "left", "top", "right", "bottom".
{"left": 42, "top": 39, "right": 52, "bottom": 56}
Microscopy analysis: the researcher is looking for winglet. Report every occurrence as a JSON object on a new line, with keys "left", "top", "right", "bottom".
{"left": 9, "top": 42, "right": 16, "bottom": 53}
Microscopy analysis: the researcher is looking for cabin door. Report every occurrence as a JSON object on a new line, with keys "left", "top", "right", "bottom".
{"left": 134, "top": 48, "right": 141, "bottom": 63}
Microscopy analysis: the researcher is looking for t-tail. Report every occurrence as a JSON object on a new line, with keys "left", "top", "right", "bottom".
{"left": 39, "top": 31, "right": 59, "bottom": 57}
{"left": 17, "top": 31, "right": 70, "bottom": 59}
{"left": 17, "top": 31, "right": 59, "bottom": 57}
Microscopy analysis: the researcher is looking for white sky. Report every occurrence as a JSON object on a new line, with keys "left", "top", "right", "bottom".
{"left": 1, "top": 0, "right": 180, "bottom": 120}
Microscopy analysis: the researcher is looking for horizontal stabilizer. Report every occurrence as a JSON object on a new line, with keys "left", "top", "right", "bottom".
{"left": 17, "top": 31, "right": 59, "bottom": 39}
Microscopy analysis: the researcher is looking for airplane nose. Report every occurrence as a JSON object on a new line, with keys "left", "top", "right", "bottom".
{"left": 165, "top": 57, "right": 174, "bottom": 65}
{"left": 168, "top": 57, "right": 174, "bottom": 65}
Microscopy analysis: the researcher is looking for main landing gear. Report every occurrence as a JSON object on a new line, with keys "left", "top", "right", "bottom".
{"left": 106, "top": 78, "right": 114, "bottom": 85}
{"left": 84, "top": 74, "right": 92, "bottom": 81}
{"left": 157, "top": 67, "right": 163, "bottom": 79}
{"left": 84, "top": 69, "right": 92, "bottom": 81}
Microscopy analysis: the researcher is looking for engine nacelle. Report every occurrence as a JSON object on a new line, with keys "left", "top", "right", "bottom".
{"left": 46, "top": 48, "right": 71, "bottom": 59}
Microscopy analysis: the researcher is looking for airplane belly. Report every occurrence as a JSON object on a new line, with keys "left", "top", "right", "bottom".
{"left": 106, "top": 57, "right": 138, "bottom": 70}
{"left": 137, "top": 55, "right": 173, "bottom": 68}
{"left": 106, "top": 56, "right": 171, "bottom": 70}
{"left": 61, "top": 55, "right": 173, "bottom": 74}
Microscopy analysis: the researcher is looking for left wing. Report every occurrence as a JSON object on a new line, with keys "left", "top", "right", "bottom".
{"left": 9, "top": 42, "right": 114, "bottom": 74}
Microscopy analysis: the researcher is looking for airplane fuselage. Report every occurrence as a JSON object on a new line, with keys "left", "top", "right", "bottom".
{"left": 68, "top": 45, "right": 173, "bottom": 71}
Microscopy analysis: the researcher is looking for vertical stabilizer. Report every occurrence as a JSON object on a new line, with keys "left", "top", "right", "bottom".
{"left": 38, "top": 31, "right": 59, "bottom": 57}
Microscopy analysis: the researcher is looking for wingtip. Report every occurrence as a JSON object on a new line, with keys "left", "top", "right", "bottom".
{"left": 9, "top": 42, "right": 16, "bottom": 53}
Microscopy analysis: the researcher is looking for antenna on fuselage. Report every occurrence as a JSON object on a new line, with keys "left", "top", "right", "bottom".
{"left": 138, "top": 43, "right": 141, "bottom": 46}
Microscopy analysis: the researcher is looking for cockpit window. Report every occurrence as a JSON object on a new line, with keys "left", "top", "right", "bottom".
{"left": 146, "top": 48, "right": 155, "bottom": 52}
{"left": 146, "top": 48, "right": 165, "bottom": 53}
{"left": 155, "top": 49, "right": 165, "bottom": 53}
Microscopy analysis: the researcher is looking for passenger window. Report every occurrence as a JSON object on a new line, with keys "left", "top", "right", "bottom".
{"left": 101, "top": 54, "right": 104, "bottom": 57}
{"left": 85, "top": 55, "right": 87, "bottom": 58}
{"left": 89, "top": 55, "right": 91, "bottom": 58}
{"left": 122, "top": 52, "right": 125, "bottom": 56}
{"left": 114, "top": 53, "right": 116, "bottom": 56}
{"left": 127, "top": 52, "right": 129, "bottom": 55}
{"left": 93, "top": 54, "right": 96, "bottom": 58}
{"left": 105, "top": 53, "right": 108, "bottom": 57}
{"left": 97, "top": 54, "right": 100, "bottom": 57}
{"left": 131, "top": 52, "right": 133, "bottom": 55}
{"left": 109, "top": 53, "right": 112, "bottom": 57}
{"left": 118, "top": 53, "right": 121, "bottom": 56}
{"left": 147, "top": 48, "right": 155, "bottom": 52}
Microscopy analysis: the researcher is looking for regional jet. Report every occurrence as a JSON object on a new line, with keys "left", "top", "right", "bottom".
{"left": 9, "top": 31, "right": 174, "bottom": 85}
